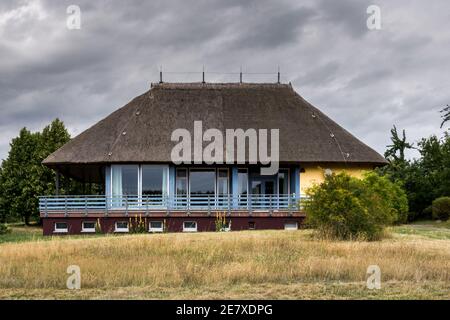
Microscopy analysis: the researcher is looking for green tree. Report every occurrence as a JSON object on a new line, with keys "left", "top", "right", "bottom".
{"left": 384, "top": 125, "right": 414, "bottom": 164}
{"left": 0, "top": 128, "right": 42, "bottom": 224}
{"left": 0, "top": 119, "right": 74, "bottom": 224}
{"left": 440, "top": 105, "right": 450, "bottom": 129}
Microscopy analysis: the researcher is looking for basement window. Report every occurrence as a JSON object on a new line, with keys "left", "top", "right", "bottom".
{"left": 248, "top": 221, "right": 255, "bottom": 230}
{"left": 82, "top": 221, "right": 96, "bottom": 233}
{"left": 183, "top": 221, "right": 197, "bottom": 232}
{"left": 115, "top": 221, "right": 129, "bottom": 233}
{"left": 149, "top": 221, "right": 163, "bottom": 233}
{"left": 284, "top": 222, "right": 298, "bottom": 230}
{"left": 54, "top": 222, "right": 68, "bottom": 233}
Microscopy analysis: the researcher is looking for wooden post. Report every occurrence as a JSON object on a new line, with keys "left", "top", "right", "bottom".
{"left": 55, "top": 170, "right": 60, "bottom": 196}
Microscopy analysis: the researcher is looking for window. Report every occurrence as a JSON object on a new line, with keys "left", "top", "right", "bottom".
{"left": 238, "top": 169, "right": 248, "bottom": 195}
{"left": 142, "top": 165, "right": 168, "bottom": 196}
{"left": 238, "top": 169, "right": 248, "bottom": 206}
{"left": 190, "top": 169, "right": 215, "bottom": 206}
{"left": 183, "top": 221, "right": 197, "bottom": 232}
{"left": 284, "top": 222, "right": 298, "bottom": 230}
{"left": 115, "top": 221, "right": 129, "bottom": 233}
{"left": 149, "top": 221, "right": 163, "bottom": 233}
{"left": 248, "top": 221, "right": 255, "bottom": 230}
{"left": 54, "top": 222, "right": 68, "bottom": 233}
{"left": 82, "top": 221, "right": 96, "bottom": 233}
{"left": 217, "top": 169, "right": 229, "bottom": 205}
{"left": 176, "top": 168, "right": 188, "bottom": 195}
{"left": 278, "top": 169, "right": 289, "bottom": 195}
{"left": 111, "top": 165, "right": 138, "bottom": 205}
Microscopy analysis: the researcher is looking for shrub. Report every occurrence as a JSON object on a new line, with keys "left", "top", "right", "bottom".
{"left": 362, "top": 172, "right": 409, "bottom": 224}
{"left": 0, "top": 223, "right": 10, "bottom": 235}
{"left": 304, "top": 172, "right": 407, "bottom": 241}
{"left": 129, "top": 215, "right": 147, "bottom": 233}
{"left": 431, "top": 197, "right": 450, "bottom": 221}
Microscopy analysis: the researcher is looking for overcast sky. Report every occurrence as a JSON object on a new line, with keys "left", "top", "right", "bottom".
{"left": 1, "top": 0, "right": 449, "bottom": 161}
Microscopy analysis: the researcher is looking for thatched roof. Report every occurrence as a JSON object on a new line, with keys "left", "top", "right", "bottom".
{"left": 43, "top": 83, "right": 386, "bottom": 180}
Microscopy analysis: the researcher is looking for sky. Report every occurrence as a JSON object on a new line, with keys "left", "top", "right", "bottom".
{"left": 1, "top": 0, "right": 449, "bottom": 161}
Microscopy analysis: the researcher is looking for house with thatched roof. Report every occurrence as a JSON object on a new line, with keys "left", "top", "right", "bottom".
{"left": 40, "top": 82, "right": 386, "bottom": 235}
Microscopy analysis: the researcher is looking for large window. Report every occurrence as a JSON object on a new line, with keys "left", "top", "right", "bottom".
{"left": 112, "top": 165, "right": 138, "bottom": 197}
{"left": 278, "top": 169, "right": 289, "bottom": 195}
{"left": 142, "top": 165, "right": 168, "bottom": 196}
{"left": 189, "top": 169, "right": 216, "bottom": 206}
{"left": 176, "top": 169, "right": 188, "bottom": 196}
{"left": 217, "top": 169, "right": 229, "bottom": 206}
{"left": 189, "top": 169, "right": 215, "bottom": 196}
{"left": 238, "top": 169, "right": 248, "bottom": 206}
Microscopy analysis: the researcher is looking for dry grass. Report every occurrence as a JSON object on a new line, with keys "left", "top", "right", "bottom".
{"left": 0, "top": 229, "right": 449, "bottom": 299}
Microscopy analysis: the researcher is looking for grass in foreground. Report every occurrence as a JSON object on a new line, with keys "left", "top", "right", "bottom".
{"left": 0, "top": 224, "right": 449, "bottom": 300}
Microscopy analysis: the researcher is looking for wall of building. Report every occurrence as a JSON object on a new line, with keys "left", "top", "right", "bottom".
{"left": 42, "top": 216, "right": 305, "bottom": 236}
{"left": 299, "top": 164, "right": 375, "bottom": 195}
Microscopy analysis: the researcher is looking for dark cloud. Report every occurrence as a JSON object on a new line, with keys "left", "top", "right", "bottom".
{"left": 0, "top": 0, "right": 450, "bottom": 161}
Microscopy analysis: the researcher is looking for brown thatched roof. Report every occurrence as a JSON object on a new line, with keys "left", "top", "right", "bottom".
{"left": 43, "top": 83, "right": 386, "bottom": 176}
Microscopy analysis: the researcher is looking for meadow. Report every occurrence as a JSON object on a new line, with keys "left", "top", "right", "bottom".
{"left": 0, "top": 222, "right": 449, "bottom": 300}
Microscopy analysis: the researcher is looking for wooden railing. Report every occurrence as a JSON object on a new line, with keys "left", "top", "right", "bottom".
{"left": 39, "top": 194, "right": 305, "bottom": 216}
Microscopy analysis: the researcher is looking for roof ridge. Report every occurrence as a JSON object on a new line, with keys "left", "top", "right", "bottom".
{"left": 150, "top": 82, "right": 291, "bottom": 90}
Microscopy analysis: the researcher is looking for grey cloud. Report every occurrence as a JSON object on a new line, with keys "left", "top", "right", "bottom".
{"left": 0, "top": 0, "right": 450, "bottom": 162}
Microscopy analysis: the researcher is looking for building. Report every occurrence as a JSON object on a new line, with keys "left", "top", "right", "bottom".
{"left": 40, "top": 82, "right": 386, "bottom": 235}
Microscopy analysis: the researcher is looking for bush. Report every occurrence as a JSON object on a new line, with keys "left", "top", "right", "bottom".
{"left": 304, "top": 172, "right": 407, "bottom": 241}
{"left": 0, "top": 223, "right": 10, "bottom": 235}
{"left": 431, "top": 197, "right": 450, "bottom": 221}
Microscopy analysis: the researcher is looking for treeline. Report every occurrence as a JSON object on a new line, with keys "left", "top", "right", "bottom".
{"left": 0, "top": 119, "right": 97, "bottom": 224}
{"left": 379, "top": 106, "right": 450, "bottom": 221}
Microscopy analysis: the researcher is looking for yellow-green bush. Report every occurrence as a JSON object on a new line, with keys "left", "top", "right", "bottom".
{"left": 304, "top": 172, "right": 408, "bottom": 241}
{"left": 432, "top": 197, "right": 450, "bottom": 221}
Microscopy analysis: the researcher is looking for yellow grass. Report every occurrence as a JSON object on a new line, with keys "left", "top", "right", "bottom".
{"left": 0, "top": 229, "right": 449, "bottom": 299}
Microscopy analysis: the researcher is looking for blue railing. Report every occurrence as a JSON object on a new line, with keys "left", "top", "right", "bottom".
{"left": 39, "top": 194, "right": 304, "bottom": 215}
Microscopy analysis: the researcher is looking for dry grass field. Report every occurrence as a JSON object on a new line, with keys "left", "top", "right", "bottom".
{"left": 0, "top": 223, "right": 449, "bottom": 300}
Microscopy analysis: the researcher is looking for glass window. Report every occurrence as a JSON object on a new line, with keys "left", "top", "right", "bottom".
{"left": 115, "top": 221, "right": 129, "bottom": 232}
{"left": 176, "top": 168, "right": 188, "bottom": 195}
{"left": 111, "top": 165, "right": 138, "bottom": 197}
{"left": 238, "top": 169, "right": 248, "bottom": 195}
{"left": 54, "top": 222, "right": 68, "bottom": 232}
{"left": 149, "top": 221, "right": 163, "bottom": 232}
{"left": 251, "top": 181, "right": 262, "bottom": 195}
{"left": 284, "top": 222, "right": 298, "bottom": 230}
{"left": 82, "top": 221, "right": 95, "bottom": 232}
{"left": 142, "top": 165, "right": 168, "bottom": 196}
{"left": 190, "top": 170, "right": 215, "bottom": 196}
{"left": 183, "top": 221, "right": 197, "bottom": 232}
{"left": 217, "top": 169, "right": 228, "bottom": 195}
{"left": 278, "top": 169, "right": 289, "bottom": 195}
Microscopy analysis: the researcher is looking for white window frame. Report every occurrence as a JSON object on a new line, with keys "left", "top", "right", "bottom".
{"left": 183, "top": 221, "right": 197, "bottom": 232}
{"left": 54, "top": 222, "right": 68, "bottom": 233}
{"left": 149, "top": 221, "right": 164, "bottom": 233}
{"left": 110, "top": 164, "right": 170, "bottom": 207}
{"left": 82, "top": 221, "right": 96, "bottom": 233}
{"left": 115, "top": 221, "right": 129, "bottom": 233}
{"left": 284, "top": 222, "right": 298, "bottom": 230}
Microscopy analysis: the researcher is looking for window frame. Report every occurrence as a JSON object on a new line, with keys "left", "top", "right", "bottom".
{"left": 115, "top": 221, "right": 129, "bottom": 233}
{"left": 54, "top": 222, "right": 68, "bottom": 233}
{"left": 183, "top": 221, "right": 198, "bottom": 232}
{"left": 284, "top": 222, "right": 298, "bottom": 230}
{"left": 81, "top": 221, "right": 96, "bottom": 233}
{"left": 277, "top": 168, "right": 290, "bottom": 196}
{"left": 149, "top": 221, "right": 164, "bottom": 233}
